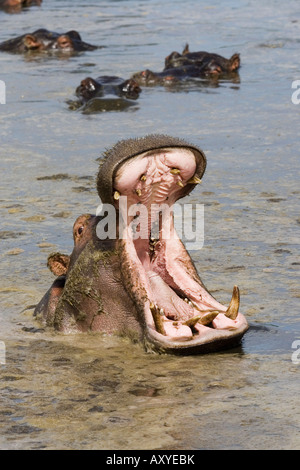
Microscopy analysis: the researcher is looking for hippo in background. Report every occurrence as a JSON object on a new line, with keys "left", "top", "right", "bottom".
{"left": 0, "top": 29, "right": 98, "bottom": 53}
{"left": 34, "top": 134, "right": 248, "bottom": 355}
{"left": 164, "top": 44, "right": 240, "bottom": 75}
{"left": 132, "top": 44, "right": 240, "bottom": 87}
{"left": 0, "top": 0, "right": 41, "bottom": 13}
{"left": 68, "top": 75, "right": 141, "bottom": 113}
{"left": 132, "top": 64, "right": 221, "bottom": 87}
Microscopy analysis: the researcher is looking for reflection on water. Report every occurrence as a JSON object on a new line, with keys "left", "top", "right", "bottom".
{"left": 0, "top": 0, "right": 299, "bottom": 450}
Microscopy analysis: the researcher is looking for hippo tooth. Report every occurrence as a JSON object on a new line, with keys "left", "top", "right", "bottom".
{"left": 150, "top": 303, "right": 166, "bottom": 335}
{"left": 177, "top": 181, "right": 184, "bottom": 188}
{"left": 183, "top": 315, "right": 202, "bottom": 328}
{"left": 184, "top": 297, "right": 189, "bottom": 303}
{"left": 113, "top": 190, "right": 120, "bottom": 200}
{"left": 159, "top": 308, "right": 164, "bottom": 316}
{"left": 199, "top": 310, "right": 220, "bottom": 325}
{"left": 135, "top": 188, "right": 142, "bottom": 196}
{"left": 140, "top": 174, "right": 147, "bottom": 181}
{"left": 187, "top": 175, "right": 202, "bottom": 184}
{"left": 225, "top": 285, "right": 240, "bottom": 320}
{"left": 184, "top": 310, "right": 219, "bottom": 327}
{"left": 170, "top": 168, "right": 181, "bottom": 175}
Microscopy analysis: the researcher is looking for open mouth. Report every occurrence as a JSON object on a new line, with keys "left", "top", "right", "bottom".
{"left": 104, "top": 143, "right": 248, "bottom": 353}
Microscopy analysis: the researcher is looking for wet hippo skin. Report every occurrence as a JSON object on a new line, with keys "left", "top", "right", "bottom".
{"left": 34, "top": 134, "right": 249, "bottom": 354}
{"left": 75, "top": 76, "right": 141, "bottom": 104}
{"left": 69, "top": 75, "right": 142, "bottom": 112}
{"left": 0, "top": 28, "right": 98, "bottom": 53}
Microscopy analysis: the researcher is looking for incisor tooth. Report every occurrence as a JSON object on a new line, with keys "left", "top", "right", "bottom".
{"left": 113, "top": 191, "right": 120, "bottom": 200}
{"left": 170, "top": 168, "right": 181, "bottom": 175}
{"left": 184, "top": 311, "right": 219, "bottom": 327}
{"left": 225, "top": 285, "right": 240, "bottom": 320}
{"left": 140, "top": 174, "right": 147, "bottom": 181}
{"left": 187, "top": 175, "right": 202, "bottom": 184}
{"left": 135, "top": 188, "right": 142, "bottom": 196}
{"left": 184, "top": 315, "right": 202, "bottom": 328}
{"left": 199, "top": 311, "right": 219, "bottom": 325}
{"left": 177, "top": 181, "right": 184, "bottom": 188}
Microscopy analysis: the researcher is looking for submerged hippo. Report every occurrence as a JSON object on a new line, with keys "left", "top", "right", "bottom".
{"left": 0, "top": 29, "right": 98, "bottom": 53}
{"left": 34, "top": 134, "right": 248, "bottom": 354}
{"left": 132, "top": 50, "right": 240, "bottom": 87}
{"left": 0, "top": 0, "right": 41, "bottom": 12}
{"left": 164, "top": 44, "right": 240, "bottom": 75}
{"left": 131, "top": 64, "right": 220, "bottom": 87}
{"left": 69, "top": 75, "right": 141, "bottom": 112}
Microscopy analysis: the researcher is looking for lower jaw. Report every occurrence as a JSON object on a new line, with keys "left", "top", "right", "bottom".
{"left": 144, "top": 322, "right": 249, "bottom": 354}
{"left": 119, "top": 227, "right": 249, "bottom": 354}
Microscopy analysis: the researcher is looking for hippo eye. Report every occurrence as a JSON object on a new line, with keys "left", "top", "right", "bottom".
{"left": 77, "top": 226, "right": 84, "bottom": 235}
{"left": 59, "top": 39, "right": 71, "bottom": 49}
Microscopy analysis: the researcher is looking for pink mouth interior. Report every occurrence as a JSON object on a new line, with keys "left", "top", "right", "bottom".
{"left": 114, "top": 148, "right": 245, "bottom": 343}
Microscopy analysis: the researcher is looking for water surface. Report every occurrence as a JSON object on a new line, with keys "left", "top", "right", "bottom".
{"left": 0, "top": 0, "right": 299, "bottom": 450}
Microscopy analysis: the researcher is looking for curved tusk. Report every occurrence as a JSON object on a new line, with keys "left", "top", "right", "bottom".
{"left": 150, "top": 303, "right": 166, "bottom": 335}
{"left": 225, "top": 285, "right": 240, "bottom": 320}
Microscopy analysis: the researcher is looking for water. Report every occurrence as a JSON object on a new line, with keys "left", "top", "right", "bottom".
{"left": 0, "top": 0, "right": 299, "bottom": 450}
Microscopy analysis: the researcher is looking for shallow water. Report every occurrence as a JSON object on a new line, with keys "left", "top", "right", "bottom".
{"left": 0, "top": 0, "right": 299, "bottom": 450}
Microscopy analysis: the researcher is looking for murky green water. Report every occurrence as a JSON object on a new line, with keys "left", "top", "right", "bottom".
{"left": 0, "top": 0, "right": 299, "bottom": 450}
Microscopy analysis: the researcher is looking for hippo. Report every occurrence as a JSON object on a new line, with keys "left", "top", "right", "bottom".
{"left": 34, "top": 134, "right": 249, "bottom": 354}
{"left": 0, "top": 29, "right": 98, "bottom": 53}
{"left": 0, "top": 0, "right": 41, "bottom": 13}
{"left": 131, "top": 64, "right": 221, "bottom": 87}
{"left": 132, "top": 47, "right": 240, "bottom": 87}
{"left": 69, "top": 75, "right": 141, "bottom": 112}
{"left": 164, "top": 44, "right": 240, "bottom": 75}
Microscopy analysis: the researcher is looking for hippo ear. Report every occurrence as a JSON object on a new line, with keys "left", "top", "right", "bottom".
{"left": 65, "top": 30, "right": 82, "bottom": 41}
{"left": 182, "top": 43, "right": 190, "bottom": 55}
{"left": 229, "top": 53, "right": 240, "bottom": 71}
{"left": 47, "top": 253, "right": 70, "bottom": 276}
{"left": 24, "top": 35, "right": 40, "bottom": 49}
